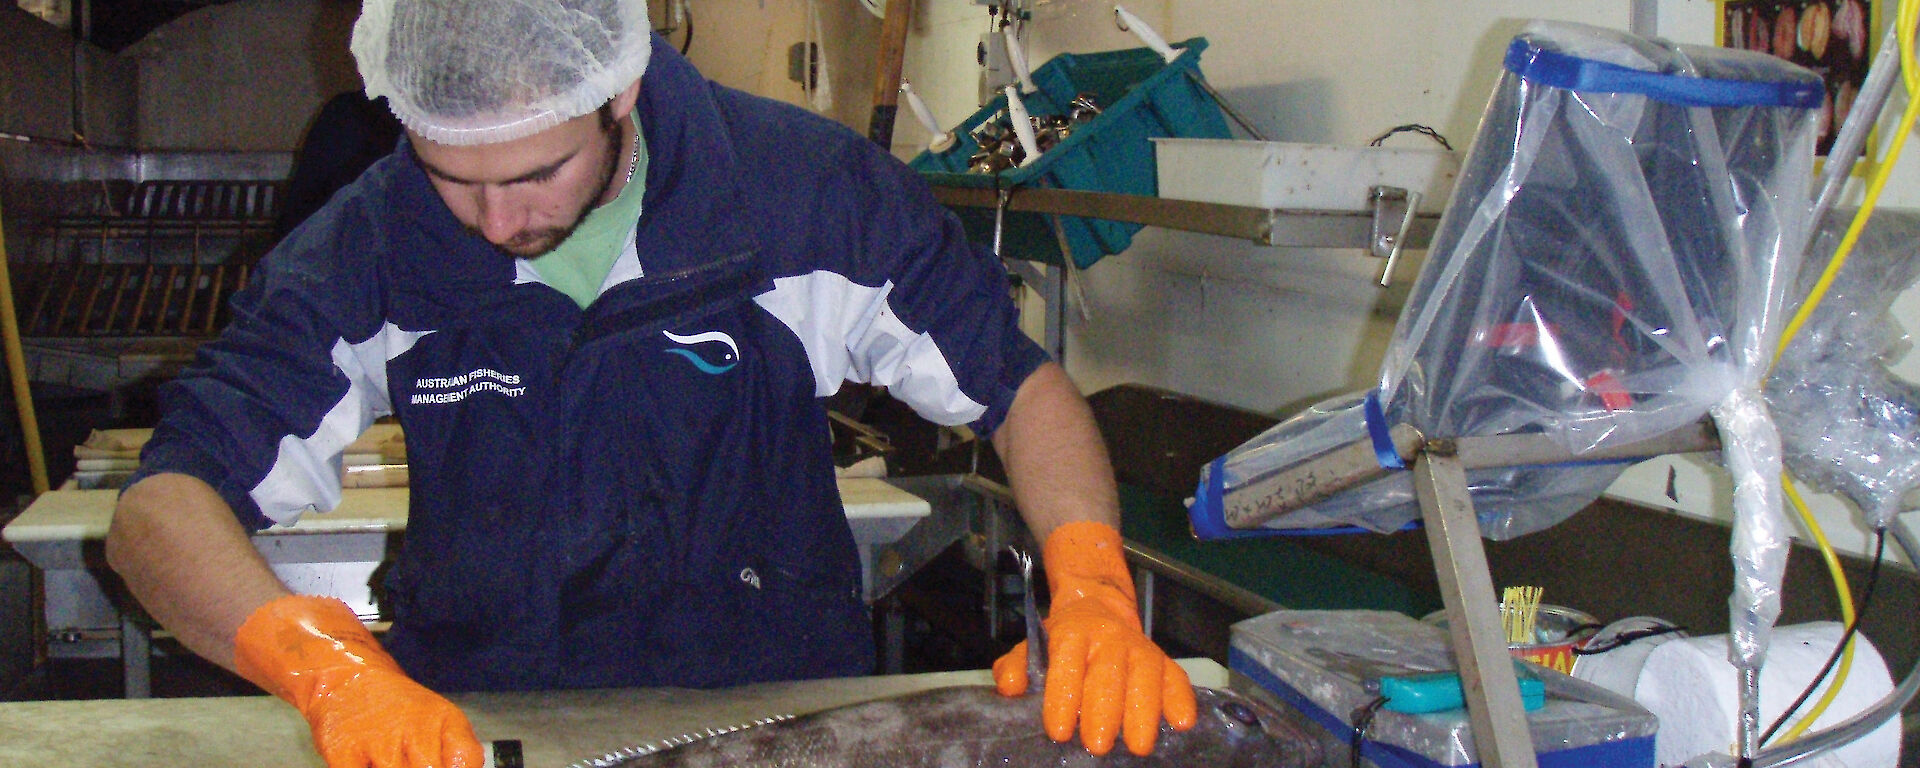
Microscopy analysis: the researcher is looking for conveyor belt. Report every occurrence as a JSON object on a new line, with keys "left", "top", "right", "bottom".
{"left": 1119, "top": 484, "right": 1440, "bottom": 617}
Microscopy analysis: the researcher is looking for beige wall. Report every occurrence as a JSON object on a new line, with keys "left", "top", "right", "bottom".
{"left": 682, "top": 0, "right": 884, "bottom": 135}
{"left": 128, "top": 0, "right": 361, "bottom": 151}
{"left": 123, "top": 0, "right": 890, "bottom": 151}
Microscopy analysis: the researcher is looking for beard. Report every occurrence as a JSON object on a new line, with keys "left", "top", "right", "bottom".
{"left": 482, "top": 109, "right": 623, "bottom": 259}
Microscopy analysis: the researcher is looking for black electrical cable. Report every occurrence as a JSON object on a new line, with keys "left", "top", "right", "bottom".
{"left": 1369, "top": 123, "right": 1453, "bottom": 151}
{"left": 1350, "top": 696, "right": 1390, "bottom": 768}
{"left": 653, "top": 3, "right": 693, "bottom": 56}
{"left": 1757, "top": 527, "right": 1888, "bottom": 747}
{"left": 1573, "top": 624, "right": 1688, "bottom": 655}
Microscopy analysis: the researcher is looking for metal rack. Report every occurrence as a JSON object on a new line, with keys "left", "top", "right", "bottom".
{"left": 19, "top": 179, "right": 278, "bottom": 337}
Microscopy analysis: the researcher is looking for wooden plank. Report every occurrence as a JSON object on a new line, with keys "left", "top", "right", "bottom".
{"left": 866, "top": 0, "right": 915, "bottom": 147}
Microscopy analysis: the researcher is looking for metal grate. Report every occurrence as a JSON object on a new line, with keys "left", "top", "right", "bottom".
{"left": 16, "top": 180, "right": 280, "bottom": 337}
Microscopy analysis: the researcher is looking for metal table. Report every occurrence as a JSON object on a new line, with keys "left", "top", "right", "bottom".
{"left": 3, "top": 476, "right": 966, "bottom": 697}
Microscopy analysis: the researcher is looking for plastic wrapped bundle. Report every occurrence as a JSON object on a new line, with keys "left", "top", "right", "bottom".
{"left": 1191, "top": 21, "right": 1819, "bottom": 540}
{"left": 1768, "top": 210, "right": 1920, "bottom": 528}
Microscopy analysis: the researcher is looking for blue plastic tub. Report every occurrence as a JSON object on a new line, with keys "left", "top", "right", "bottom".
{"left": 909, "top": 38, "right": 1232, "bottom": 268}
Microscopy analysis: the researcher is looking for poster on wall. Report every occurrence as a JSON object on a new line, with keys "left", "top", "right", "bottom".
{"left": 1720, "top": 0, "right": 1873, "bottom": 154}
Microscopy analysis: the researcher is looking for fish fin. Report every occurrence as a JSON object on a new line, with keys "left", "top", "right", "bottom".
{"left": 565, "top": 714, "right": 797, "bottom": 767}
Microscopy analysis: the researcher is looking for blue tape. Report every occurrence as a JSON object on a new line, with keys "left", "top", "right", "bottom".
{"left": 1504, "top": 39, "right": 1822, "bottom": 109}
{"left": 1187, "top": 457, "right": 1236, "bottom": 540}
{"left": 1364, "top": 391, "right": 1406, "bottom": 470}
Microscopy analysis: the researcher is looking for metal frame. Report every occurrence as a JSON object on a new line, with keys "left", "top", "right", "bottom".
{"left": 944, "top": 183, "right": 1440, "bottom": 364}
{"left": 1413, "top": 443, "right": 1537, "bottom": 768}
{"left": 1222, "top": 422, "right": 1720, "bottom": 768}
{"left": 942, "top": 183, "right": 1442, "bottom": 363}
{"left": 932, "top": 185, "right": 1442, "bottom": 249}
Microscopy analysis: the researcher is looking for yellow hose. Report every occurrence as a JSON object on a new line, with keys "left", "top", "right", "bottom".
{"left": 0, "top": 199, "right": 50, "bottom": 496}
{"left": 1777, "top": 477, "right": 1858, "bottom": 743}
{"left": 1764, "top": 0, "right": 1920, "bottom": 742}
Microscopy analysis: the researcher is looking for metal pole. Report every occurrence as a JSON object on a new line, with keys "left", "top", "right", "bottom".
{"left": 0, "top": 203, "right": 49, "bottom": 496}
{"left": 1, "top": 199, "right": 52, "bottom": 676}
{"left": 1811, "top": 22, "right": 1903, "bottom": 223}
{"left": 866, "top": 0, "right": 915, "bottom": 148}
{"left": 1413, "top": 443, "right": 1538, "bottom": 768}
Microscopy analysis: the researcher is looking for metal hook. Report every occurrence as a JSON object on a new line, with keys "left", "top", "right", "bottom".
{"left": 1113, "top": 6, "right": 1129, "bottom": 32}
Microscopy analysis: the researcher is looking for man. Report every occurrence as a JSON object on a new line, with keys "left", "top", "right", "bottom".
{"left": 104, "top": 1, "right": 1194, "bottom": 766}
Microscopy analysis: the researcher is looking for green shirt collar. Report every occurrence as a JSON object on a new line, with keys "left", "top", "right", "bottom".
{"left": 526, "top": 113, "right": 649, "bottom": 309}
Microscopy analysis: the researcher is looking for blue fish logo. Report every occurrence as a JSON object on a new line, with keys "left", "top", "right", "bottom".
{"left": 663, "top": 329, "right": 740, "bottom": 374}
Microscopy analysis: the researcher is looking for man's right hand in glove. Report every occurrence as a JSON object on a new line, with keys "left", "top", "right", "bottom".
{"left": 234, "top": 595, "right": 485, "bottom": 768}
{"left": 108, "top": 474, "right": 482, "bottom": 768}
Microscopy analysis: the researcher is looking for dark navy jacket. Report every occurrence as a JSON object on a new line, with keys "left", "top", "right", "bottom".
{"left": 132, "top": 37, "right": 1048, "bottom": 692}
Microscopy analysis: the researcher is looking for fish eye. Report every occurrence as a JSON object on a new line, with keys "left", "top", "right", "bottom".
{"left": 1220, "top": 701, "right": 1262, "bottom": 728}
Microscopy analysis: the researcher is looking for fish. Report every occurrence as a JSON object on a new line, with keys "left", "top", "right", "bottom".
{"left": 567, "top": 552, "right": 1322, "bottom": 768}
{"left": 569, "top": 682, "right": 1321, "bottom": 767}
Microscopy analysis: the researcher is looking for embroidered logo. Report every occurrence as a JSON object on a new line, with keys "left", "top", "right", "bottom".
{"left": 409, "top": 368, "right": 526, "bottom": 405}
{"left": 662, "top": 330, "right": 740, "bottom": 374}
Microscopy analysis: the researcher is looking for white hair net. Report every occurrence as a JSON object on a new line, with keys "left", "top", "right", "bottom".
{"left": 351, "top": 0, "right": 653, "bottom": 146}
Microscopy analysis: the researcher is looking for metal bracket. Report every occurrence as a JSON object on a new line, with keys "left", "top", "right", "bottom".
{"left": 1370, "top": 186, "right": 1422, "bottom": 286}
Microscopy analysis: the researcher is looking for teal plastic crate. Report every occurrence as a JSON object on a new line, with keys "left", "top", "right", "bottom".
{"left": 909, "top": 38, "right": 1231, "bottom": 269}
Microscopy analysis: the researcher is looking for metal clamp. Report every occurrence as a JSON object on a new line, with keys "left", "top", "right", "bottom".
{"left": 992, "top": 187, "right": 1012, "bottom": 258}
{"left": 1370, "top": 186, "right": 1422, "bottom": 287}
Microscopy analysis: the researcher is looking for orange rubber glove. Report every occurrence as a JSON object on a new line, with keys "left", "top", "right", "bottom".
{"left": 992, "top": 521, "right": 1198, "bottom": 757}
{"left": 234, "top": 595, "right": 484, "bottom": 768}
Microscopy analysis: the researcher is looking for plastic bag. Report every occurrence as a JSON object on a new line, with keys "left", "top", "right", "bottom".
{"left": 1768, "top": 210, "right": 1920, "bottom": 528}
{"left": 1190, "top": 21, "right": 1818, "bottom": 540}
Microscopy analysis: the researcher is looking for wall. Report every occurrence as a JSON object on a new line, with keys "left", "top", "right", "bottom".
{"left": 0, "top": 4, "right": 136, "bottom": 146}
{"left": 121, "top": 0, "right": 885, "bottom": 151}
{"left": 681, "top": 0, "right": 883, "bottom": 134}
{"left": 127, "top": 0, "right": 361, "bottom": 151}
{"left": 0, "top": 5, "right": 138, "bottom": 271}
{"left": 890, "top": 0, "right": 1920, "bottom": 562}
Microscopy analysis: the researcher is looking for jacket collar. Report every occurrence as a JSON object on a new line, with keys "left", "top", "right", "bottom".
{"left": 629, "top": 35, "right": 758, "bottom": 277}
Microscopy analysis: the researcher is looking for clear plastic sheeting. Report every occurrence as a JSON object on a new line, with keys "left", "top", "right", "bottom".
{"left": 1768, "top": 210, "right": 1920, "bottom": 528}
{"left": 1712, "top": 386, "right": 1789, "bottom": 750}
{"left": 352, "top": 0, "right": 653, "bottom": 146}
{"left": 1190, "top": 21, "right": 1818, "bottom": 541}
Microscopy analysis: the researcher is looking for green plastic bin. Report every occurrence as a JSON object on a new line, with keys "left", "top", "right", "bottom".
{"left": 910, "top": 38, "right": 1232, "bottom": 269}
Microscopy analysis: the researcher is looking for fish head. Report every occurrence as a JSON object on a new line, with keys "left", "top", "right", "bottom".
{"left": 1191, "top": 688, "right": 1325, "bottom": 768}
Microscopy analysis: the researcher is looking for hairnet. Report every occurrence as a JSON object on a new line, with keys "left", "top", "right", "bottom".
{"left": 351, "top": 0, "right": 652, "bottom": 146}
